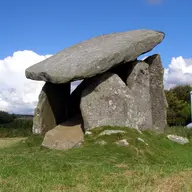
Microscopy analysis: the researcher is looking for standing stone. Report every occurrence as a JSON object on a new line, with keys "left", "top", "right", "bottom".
{"left": 80, "top": 59, "right": 153, "bottom": 131}
{"left": 80, "top": 72, "right": 130, "bottom": 130}
{"left": 32, "top": 89, "right": 56, "bottom": 134}
{"left": 125, "top": 61, "right": 153, "bottom": 130}
{"left": 145, "top": 54, "right": 167, "bottom": 132}
{"left": 32, "top": 82, "right": 70, "bottom": 134}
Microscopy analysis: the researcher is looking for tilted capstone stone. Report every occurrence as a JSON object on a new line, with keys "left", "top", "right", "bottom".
{"left": 25, "top": 29, "right": 164, "bottom": 84}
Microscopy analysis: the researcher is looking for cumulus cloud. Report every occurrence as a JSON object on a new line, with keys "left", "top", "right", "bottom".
{"left": 0, "top": 50, "right": 191, "bottom": 114}
{"left": 164, "top": 57, "right": 192, "bottom": 89}
{"left": 0, "top": 51, "right": 51, "bottom": 114}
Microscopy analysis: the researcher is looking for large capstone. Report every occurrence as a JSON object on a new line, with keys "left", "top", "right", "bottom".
{"left": 32, "top": 82, "right": 70, "bottom": 134}
{"left": 80, "top": 60, "right": 153, "bottom": 131}
{"left": 25, "top": 29, "right": 164, "bottom": 83}
{"left": 145, "top": 54, "right": 167, "bottom": 132}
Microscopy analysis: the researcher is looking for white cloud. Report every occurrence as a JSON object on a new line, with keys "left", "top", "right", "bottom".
{"left": 164, "top": 56, "right": 192, "bottom": 89}
{"left": 0, "top": 50, "right": 51, "bottom": 114}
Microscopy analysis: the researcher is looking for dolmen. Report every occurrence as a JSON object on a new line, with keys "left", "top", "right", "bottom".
{"left": 25, "top": 29, "right": 168, "bottom": 150}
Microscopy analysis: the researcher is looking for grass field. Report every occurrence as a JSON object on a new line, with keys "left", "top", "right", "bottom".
{"left": 0, "top": 126, "right": 192, "bottom": 192}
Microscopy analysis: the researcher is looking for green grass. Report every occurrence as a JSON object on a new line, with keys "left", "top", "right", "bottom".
{"left": 0, "top": 127, "right": 32, "bottom": 137}
{"left": 0, "top": 126, "right": 192, "bottom": 191}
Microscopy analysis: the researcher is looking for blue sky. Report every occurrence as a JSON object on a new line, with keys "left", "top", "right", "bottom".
{"left": 0, "top": 0, "right": 192, "bottom": 114}
{"left": 0, "top": 0, "right": 191, "bottom": 66}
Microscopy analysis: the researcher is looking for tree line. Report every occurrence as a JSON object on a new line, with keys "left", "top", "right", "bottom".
{"left": 0, "top": 111, "right": 16, "bottom": 124}
{"left": 165, "top": 84, "right": 191, "bottom": 126}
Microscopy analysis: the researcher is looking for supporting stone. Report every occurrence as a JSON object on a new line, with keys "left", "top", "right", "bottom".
{"left": 80, "top": 60, "right": 153, "bottom": 131}
{"left": 80, "top": 72, "right": 130, "bottom": 130}
{"left": 145, "top": 54, "right": 167, "bottom": 132}
{"left": 125, "top": 61, "right": 153, "bottom": 131}
{"left": 32, "top": 82, "right": 70, "bottom": 134}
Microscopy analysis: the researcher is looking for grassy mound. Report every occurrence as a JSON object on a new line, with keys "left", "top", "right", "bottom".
{"left": 0, "top": 126, "right": 192, "bottom": 191}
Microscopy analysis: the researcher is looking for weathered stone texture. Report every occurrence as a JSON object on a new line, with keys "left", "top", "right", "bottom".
{"left": 126, "top": 61, "right": 153, "bottom": 130}
{"left": 167, "top": 135, "right": 189, "bottom": 145}
{"left": 80, "top": 72, "right": 130, "bottom": 130}
{"left": 145, "top": 54, "right": 167, "bottom": 132}
{"left": 25, "top": 30, "right": 164, "bottom": 83}
{"left": 80, "top": 60, "right": 152, "bottom": 131}
{"left": 32, "top": 82, "right": 70, "bottom": 134}
{"left": 42, "top": 115, "right": 84, "bottom": 150}
{"left": 32, "top": 89, "right": 56, "bottom": 134}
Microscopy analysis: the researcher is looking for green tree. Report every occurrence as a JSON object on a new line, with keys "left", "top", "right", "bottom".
{"left": 165, "top": 85, "right": 191, "bottom": 126}
{"left": 170, "top": 84, "right": 192, "bottom": 104}
{"left": 0, "top": 111, "right": 16, "bottom": 124}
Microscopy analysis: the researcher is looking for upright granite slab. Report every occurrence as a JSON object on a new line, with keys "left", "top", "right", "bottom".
{"left": 80, "top": 59, "right": 152, "bottom": 130}
{"left": 33, "top": 82, "right": 70, "bottom": 134}
{"left": 80, "top": 72, "right": 132, "bottom": 130}
{"left": 25, "top": 30, "right": 164, "bottom": 83}
{"left": 145, "top": 54, "right": 167, "bottom": 132}
{"left": 125, "top": 61, "right": 153, "bottom": 130}
{"left": 32, "top": 87, "right": 56, "bottom": 134}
